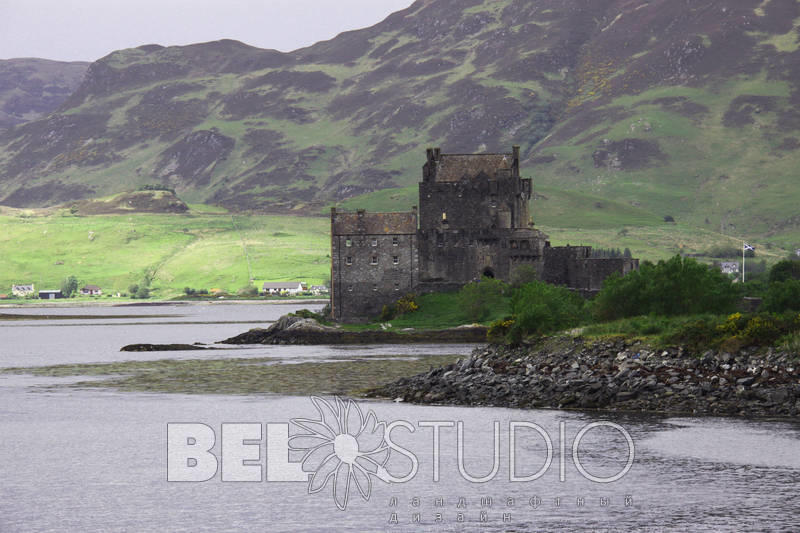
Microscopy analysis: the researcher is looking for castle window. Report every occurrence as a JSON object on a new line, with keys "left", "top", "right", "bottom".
{"left": 373, "top": 284, "right": 378, "bottom": 291}
{"left": 371, "top": 256, "right": 378, "bottom": 265}
{"left": 437, "top": 234, "right": 444, "bottom": 247}
{"left": 345, "top": 256, "right": 352, "bottom": 265}
{"left": 393, "top": 256, "right": 399, "bottom": 265}
{"left": 394, "top": 283, "right": 400, "bottom": 291}
{"left": 372, "top": 239, "right": 378, "bottom": 247}
{"left": 347, "top": 285, "right": 353, "bottom": 292}
{"left": 345, "top": 238, "right": 352, "bottom": 247}
{"left": 442, "top": 212, "right": 447, "bottom": 220}
{"left": 392, "top": 237, "right": 399, "bottom": 246}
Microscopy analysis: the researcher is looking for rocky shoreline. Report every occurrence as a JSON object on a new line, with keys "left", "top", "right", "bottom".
{"left": 220, "top": 315, "right": 488, "bottom": 345}
{"left": 368, "top": 336, "right": 800, "bottom": 417}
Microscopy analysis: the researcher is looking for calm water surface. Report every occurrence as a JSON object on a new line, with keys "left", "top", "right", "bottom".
{"left": 0, "top": 303, "right": 798, "bottom": 532}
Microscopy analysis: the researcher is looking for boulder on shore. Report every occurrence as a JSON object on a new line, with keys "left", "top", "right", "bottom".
{"left": 120, "top": 343, "right": 212, "bottom": 352}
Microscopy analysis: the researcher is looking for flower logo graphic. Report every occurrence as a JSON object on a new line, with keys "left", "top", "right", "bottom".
{"left": 289, "top": 396, "right": 392, "bottom": 510}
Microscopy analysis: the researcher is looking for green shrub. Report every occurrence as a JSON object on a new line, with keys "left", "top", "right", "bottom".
{"left": 509, "top": 281, "right": 586, "bottom": 339}
{"left": 395, "top": 294, "right": 418, "bottom": 315}
{"left": 592, "top": 255, "right": 740, "bottom": 321}
{"left": 237, "top": 286, "right": 259, "bottom": 297}
{"left": 779, "top": 332, "right": 800, "bottom": 355}
{"left": 61, "top": 276, "right": 79, "bottom": 298}
{"left": 135, "top": 287, "right": 150, "bottom": 299}
{"left": 509, "top": 265, "right": 539, "bottom": 287}
{"left": 769, "top": 260, "right": 800, "bottom": 283}
{"left": 377, "top": 294, "right": 418, "bottom": 323}
{"left": 458, "top": 278, "right": 508, "bottom": 322}
{"left": 660, "top": 317, "right": 723, "bottom": 351}
{"left": 379, "top": 305, "right": 395, "bottom": 322}
{"left": 662, "top": 312, "right": 800, "bottom": 351}
{"left": 763, "top": 279, "right": 800, "bottom": 313}
{"left": 487, "top": 317, "right": 514, "bottom": 343}
{"left": 741, "top": 315, "right": 781, "bottom": 344}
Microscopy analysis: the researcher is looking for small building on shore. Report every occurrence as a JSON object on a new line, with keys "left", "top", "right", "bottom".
{"left": 80, "top": 285, "right": 102, "bottom": 296}
{"left": 262, "top": 282, "right": 305, "bottom": 295}
{"left": 310, "top": 285, "right": 329, "bottom": 295}
{"left": 39, "top": 290, "right": 64, "bottom": 300}
{"left": 12, "top": 284, "right": 34, "bottom": 297}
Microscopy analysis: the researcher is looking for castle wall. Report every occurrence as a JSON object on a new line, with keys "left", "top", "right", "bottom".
{"left": 573, "top": 257, "right": 640, "bottom": 291}
{"left": 541, "top": 245, "right": 592, "bottom": 286}
{"left": 418, "top": 228, "right": 545, "bottom": 283}
{"left": 542, "top": 245, "right": 639, "bottom": 291}
{"left": 330, "top": 208, "right": 418, "bottom": 322}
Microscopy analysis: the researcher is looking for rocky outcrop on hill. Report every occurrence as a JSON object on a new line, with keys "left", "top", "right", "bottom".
{"left": 220, "top": 315, "right": 487, "bottom": 345}
{"left": 369, "top": 337, "right": 800, "bottom": 417}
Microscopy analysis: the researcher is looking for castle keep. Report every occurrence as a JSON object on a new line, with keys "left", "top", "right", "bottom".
{"left": 330, "top": 147, "right": 638, "bottom": 321}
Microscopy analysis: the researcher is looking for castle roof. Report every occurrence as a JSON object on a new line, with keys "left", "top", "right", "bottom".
{"left": 434, "top": 153, "right": 512, "bottom": 182}
{"left": 332, "top": 210, "right": 417, "bottom": 234}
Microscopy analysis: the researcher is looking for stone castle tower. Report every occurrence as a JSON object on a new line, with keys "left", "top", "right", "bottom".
{"left": 330, "top": 146, "right": 638, "bottom": 321}
{"left": 417, "top": 146, "right": 548, "bottom": 287}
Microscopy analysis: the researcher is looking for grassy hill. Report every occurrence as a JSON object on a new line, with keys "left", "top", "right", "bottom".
{"left": 1, "top": 0, "right": 799, "bottom": 250}
{"left": 0, "top": 207, "right": 330, "bottom": 299}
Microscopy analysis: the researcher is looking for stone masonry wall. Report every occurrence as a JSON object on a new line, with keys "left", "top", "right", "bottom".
{"left": 331, "top": 208, "right": 418, "bottom": 321}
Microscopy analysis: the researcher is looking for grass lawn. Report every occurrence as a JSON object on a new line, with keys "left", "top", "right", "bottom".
{"left": 0, "top": 210, "right": 330, "bottom": 299}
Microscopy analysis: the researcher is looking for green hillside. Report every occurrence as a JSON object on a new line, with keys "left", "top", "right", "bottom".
{"left": 1, "top": 0, "right": 800, "bottom": 250}
{"left": 0, "top": 208, "right": 329, "bottom": 299}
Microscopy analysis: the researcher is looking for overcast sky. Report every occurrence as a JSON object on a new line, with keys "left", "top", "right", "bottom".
{"left": 0, "top": 0, "right": 416, "bottom": 62}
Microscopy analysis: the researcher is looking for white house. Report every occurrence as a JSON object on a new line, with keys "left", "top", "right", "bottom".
{"left": 80, "top": 284, "right": 102, "bottom": 296}
{"left": 12, "top": 284, "right": 34, "bottom": 297}
{"left": 719, "top": 261, "right": 739, "bottom": 275}
{"left": 262, "top": 282, "right": 305, "bottom": 295}
{"left": 310, "top": 285, "right": 329, "bottom": 295}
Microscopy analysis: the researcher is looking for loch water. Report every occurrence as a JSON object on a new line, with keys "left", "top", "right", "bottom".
{"left": 1, "top": 303, "right": 798, "bottom": 532}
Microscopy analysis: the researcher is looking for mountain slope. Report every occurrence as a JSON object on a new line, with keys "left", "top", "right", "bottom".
{"left": 527, "top": 0, "right": 800, "bottom": 246}
{"left": 0, "top": 58, "right": 89, "bottom": 129}
{"left": 0, "top": 0, "right": 799, "bottom": 245}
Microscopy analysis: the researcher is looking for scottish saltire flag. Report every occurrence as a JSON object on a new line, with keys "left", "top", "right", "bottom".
{"left": 743, "top": 242, "right": 755, "bottom": 251}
